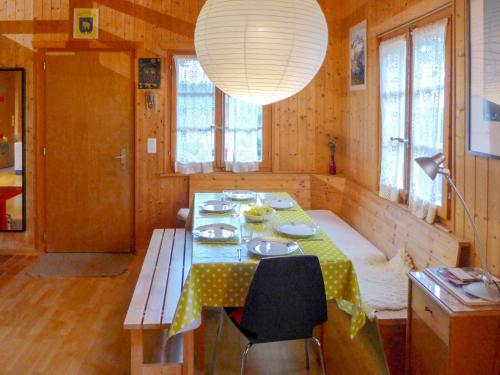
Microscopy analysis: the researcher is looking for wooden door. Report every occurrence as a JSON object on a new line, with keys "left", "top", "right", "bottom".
{"left": 45, "top": 50, "right": 134, "bottom": 252}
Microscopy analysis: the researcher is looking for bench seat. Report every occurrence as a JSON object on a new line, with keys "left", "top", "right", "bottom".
{"left": 307, "top": 210, "right": 409, "bottom": 319}
{"left": 306, "top": 178, "right": 469, "bottom": 375}
{"left": 124, "top": 228, "right": 194, "bottom": 375}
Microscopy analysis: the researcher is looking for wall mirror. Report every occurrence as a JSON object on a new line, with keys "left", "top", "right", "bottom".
{"left": 0, "top": 68, "right": 25, "bottom": 232}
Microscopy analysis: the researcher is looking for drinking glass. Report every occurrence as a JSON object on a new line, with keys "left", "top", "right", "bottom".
{"left": 240, "top": 222, "right": 253, "bottom": 244}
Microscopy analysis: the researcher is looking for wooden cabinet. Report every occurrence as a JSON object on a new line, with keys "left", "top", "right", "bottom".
{"left": 407, "top": 272, "right": 500, "bottom": 375}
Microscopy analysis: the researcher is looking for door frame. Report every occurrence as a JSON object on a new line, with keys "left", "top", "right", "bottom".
{"left": 35, "top": 42, "right": 137, "bottom": 253}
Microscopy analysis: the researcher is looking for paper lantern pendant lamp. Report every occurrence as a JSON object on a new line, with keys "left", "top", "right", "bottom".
{"left": 194, "top": 0, "right": 329, "bottom": 105}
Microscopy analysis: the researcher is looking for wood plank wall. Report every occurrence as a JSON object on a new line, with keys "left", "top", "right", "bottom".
{"left": 334, "top": 0, "right": 500, "bottom": 277}
{"left": 0, "top": 1, "right": 339, "bottom": 252}
{"left": 340, "top": 179, "right": 467, "bottom": 270}
{"left": 310, "top": 174, "right": 346, "bottom": 216}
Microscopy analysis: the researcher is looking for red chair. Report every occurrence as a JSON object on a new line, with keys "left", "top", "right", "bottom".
{"left": 0, "top": 186, "right": 22, "bottom": 230}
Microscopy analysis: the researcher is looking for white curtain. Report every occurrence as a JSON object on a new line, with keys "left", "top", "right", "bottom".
{"left": 224, "top": 96, "right": 263, "bottom": 172}
{"left": 174, "top": 56, "right": 215, "bottom": 174}
{"left": 409, "top": 19, "right": 447, "bottom": 222}
{"left": 174, "top": 56, "right": 263, "bottom": 174}
{"left": 379, "top": 35, "right": 407, "bottom": 202}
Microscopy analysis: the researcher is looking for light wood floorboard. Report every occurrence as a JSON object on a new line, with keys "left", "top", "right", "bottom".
{"left": 0, "top": 255, "right": 324, "bottom": 375}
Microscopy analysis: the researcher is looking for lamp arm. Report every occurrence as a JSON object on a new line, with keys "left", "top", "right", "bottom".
{"left": 443, "top": 174, "right": 492, "bottom": 284}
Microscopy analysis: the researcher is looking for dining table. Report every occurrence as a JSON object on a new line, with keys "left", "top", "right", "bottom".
{"left": 168, "top": 192, "right": 366, "bottom": 340}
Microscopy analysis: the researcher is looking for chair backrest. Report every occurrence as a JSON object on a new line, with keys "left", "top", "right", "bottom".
{"left": 240, "top": 255, "right": 327, "bottom": 343}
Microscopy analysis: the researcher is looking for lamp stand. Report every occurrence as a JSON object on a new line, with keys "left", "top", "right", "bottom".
{"left": 444, "top": 175, "right": 500, "bottom": 303}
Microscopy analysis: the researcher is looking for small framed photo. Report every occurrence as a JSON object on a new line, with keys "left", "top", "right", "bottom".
{"left": 138, "top": 58, "right": 162, "bottom": 89}
{"left": 73, "top": 8, "right": 99, "bottom": 40}
{"left": 467, "top": 0, "right": 500, "bottom": 159}
{"left": 350, "top": 20, "right": 367, "bottom": 91}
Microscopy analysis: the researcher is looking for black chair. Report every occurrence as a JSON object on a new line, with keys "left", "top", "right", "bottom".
{"left": 210, "top": 255, "right": 328, "bottom": 375}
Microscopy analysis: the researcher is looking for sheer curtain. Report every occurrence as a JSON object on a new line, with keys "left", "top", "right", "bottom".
{"left": 174, "top": 57, "right": 215, "bottom": 174}
{"left": 379, "top": 35, "right": 407, "bottom": 203}
{"left": 409, "top": 19, "right": 447, "bottom": 222}
{"left": 224, "top": 96, "right": 263, "bottom": 172}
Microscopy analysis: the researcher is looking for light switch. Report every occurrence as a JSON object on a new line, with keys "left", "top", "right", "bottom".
{"left": 147, "top": 138, "right": 157, "bottom": 154}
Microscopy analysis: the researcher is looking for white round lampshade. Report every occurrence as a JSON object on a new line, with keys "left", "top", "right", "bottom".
{"left": 194, "top": 0, "right": 329, "bottom": 105}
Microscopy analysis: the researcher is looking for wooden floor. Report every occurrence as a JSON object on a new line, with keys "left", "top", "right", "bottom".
{"left": 0, "top": 255, "right": 324, "bottom": 375}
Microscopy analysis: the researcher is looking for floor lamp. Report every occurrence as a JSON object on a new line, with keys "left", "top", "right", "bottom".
{"left": 415, "top": 153, "right": 500, "bottom": 302}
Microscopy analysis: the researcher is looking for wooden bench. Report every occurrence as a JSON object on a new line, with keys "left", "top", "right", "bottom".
{"left": 124, "top": 229, "right": 194, "bottom": 375}
{"left": 310, "top": 177, "right": 470, "bottom": 375}
{"left": 340, "top": 179, "right": 469, "bottom": 373}
{"left": 188, "top": 173, "right": 312, "bottom": 209}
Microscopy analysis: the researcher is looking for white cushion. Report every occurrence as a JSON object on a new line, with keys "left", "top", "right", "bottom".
{"left": 307, "top": 210, "right": 386, "bottom": 264}
{"left": 307, "top": 210, "right": 412, "bottom": 319}
{"left": 177, "top": 208, "right": 190, "bottom": 222}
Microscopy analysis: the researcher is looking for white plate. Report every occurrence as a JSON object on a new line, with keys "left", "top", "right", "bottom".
{"left": 274, "top": 222, "right": 319, "bottom": 238}
{"left": 193, "top": 224, "right": 239, "bottom": 241}
{"left": 201, "top": 200, "right": 236, "bottom": 213}
{"left": 224, "top": 190, "right": 256, "bottom": 201}
{"left": 247, "top": 239, "right": 300, "bottom": 257}
{"left": 265, "top": 198, "right": 295, "bottom": 210}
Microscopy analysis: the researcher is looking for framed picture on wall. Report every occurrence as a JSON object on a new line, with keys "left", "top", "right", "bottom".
{"left": 138, "top": 58, "right": 161, "bottom": 89}
{"left": 468, "top": 0, "right": 500, "bottom": 158}
{"left": 73, "top": 8, "right": 99, "bottom": 40}
{"left": 350, "top": 20, "right": 367, "bottom": 91}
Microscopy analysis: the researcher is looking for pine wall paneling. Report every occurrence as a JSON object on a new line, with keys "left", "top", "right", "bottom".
{"left": 0, "top": 0, "right": 339, "bottom": 252}
{"left": 310, "top": 174, "right": 346, "bottom": 216}
{"left": 335, "top": 0, "right": 499, "bottom": 276}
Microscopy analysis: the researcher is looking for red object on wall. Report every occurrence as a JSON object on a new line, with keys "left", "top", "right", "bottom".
{"left": 0, "top": 96, "right": 5, "bottom": 102}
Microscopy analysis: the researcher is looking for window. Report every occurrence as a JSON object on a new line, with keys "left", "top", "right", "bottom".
{"left": 170, "top": 56, "right": 271, "bottom": 174}
{"left": 379, "top": 13, "right": 451, "bottom": 222}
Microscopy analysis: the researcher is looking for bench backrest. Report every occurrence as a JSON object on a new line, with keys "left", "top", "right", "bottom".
{"left": 340, "top": 179, "right": 468, "bottom": 269}
{"left": 188, "top": 173, "right": 311, "bottom": 209}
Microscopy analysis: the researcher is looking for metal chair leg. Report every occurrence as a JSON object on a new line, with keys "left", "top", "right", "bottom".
{"left": 240, "top": 342, "right": 252, "bottom": 375}
{"left": 304, "top": 339, "right": 310, "bottom": 370}
{"left": 311, "top": 337, "right": 327, "bottom": 375}
{"left": 209, "top": 309, "right": 225, "bottom": 375}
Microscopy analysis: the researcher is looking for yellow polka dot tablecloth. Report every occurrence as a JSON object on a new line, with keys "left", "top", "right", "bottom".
{"left": 168, "top": 193, "right": 366, "bottom": 339}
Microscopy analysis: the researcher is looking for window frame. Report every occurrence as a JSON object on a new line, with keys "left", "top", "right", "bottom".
{"left": 166, "top": 51, "right": 272, "bottom": 174}
{"left": 377, "top": 7, "right": 453, "bottom": 221}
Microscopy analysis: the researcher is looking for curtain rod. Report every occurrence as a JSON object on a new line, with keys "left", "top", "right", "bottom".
{"left": 377, "top": 2, "right": 453, "bottom": 38}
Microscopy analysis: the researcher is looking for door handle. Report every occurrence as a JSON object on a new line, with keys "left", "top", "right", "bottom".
{"left": 114, "top": 148, "right": 127, "bottom": 170}
{"left": 390, "top": 137, "right": 409, "bottom": 145}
